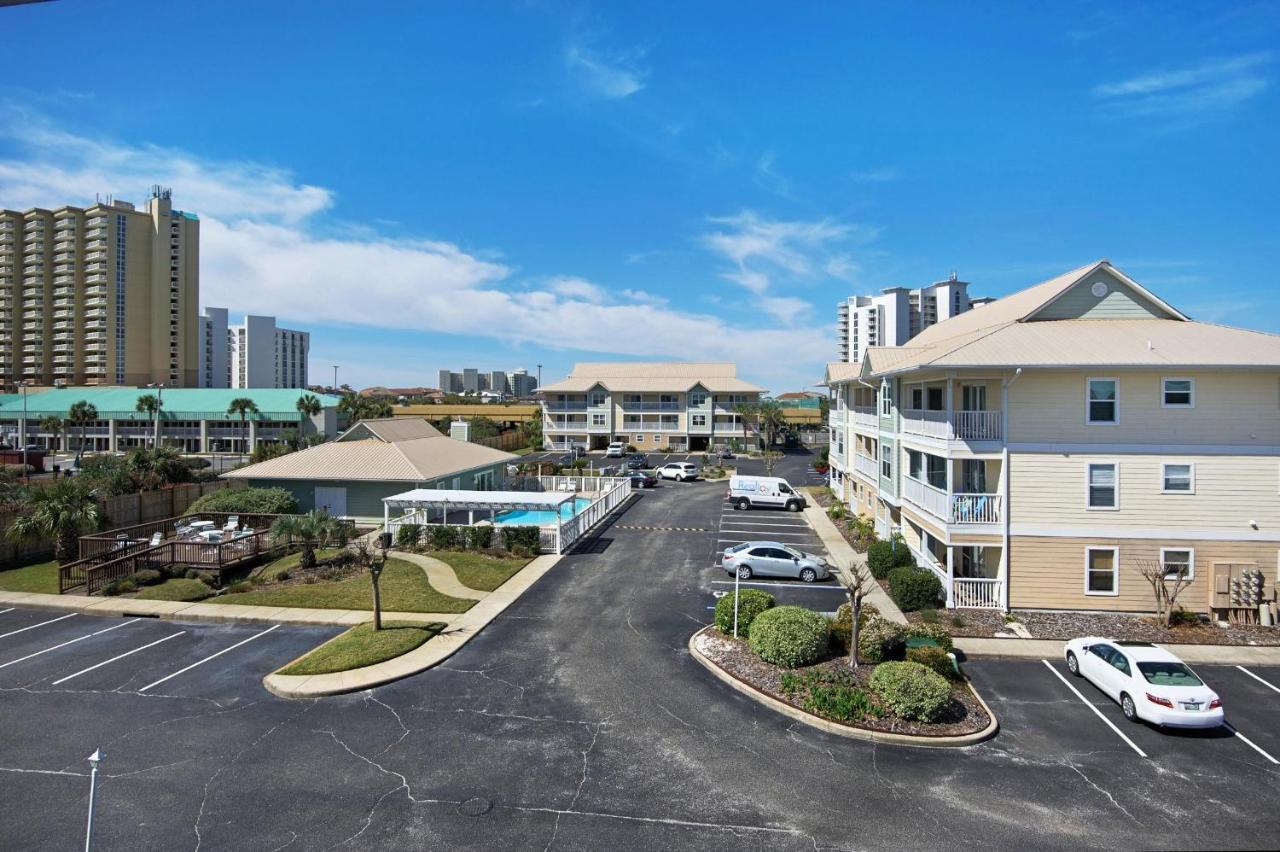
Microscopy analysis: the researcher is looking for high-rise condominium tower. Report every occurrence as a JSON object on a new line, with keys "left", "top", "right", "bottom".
{"left": 835, "top": 274, "right": 992, "bottom": 363}
{"left": 0, "top": 187, "right": 199, "bottom": 388}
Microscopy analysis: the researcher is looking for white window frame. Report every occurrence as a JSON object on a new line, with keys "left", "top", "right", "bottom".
{"left": 1085, "top": 461, "right": 1119, "bottom": 511}
{"left": 1160, "top": 377, "right": 1195, "bottom": 409}
{"left": 880, "top": 443, "right": 893, "bottom": 479}
{"left": 1086, "top": 377, "right": 1119, "bottom": 425}
{"left": 1160, "top": 547, "right": 1194, "bottom": 581}
{"left": 1084, "top": 546, "right": 1120, "bottom": 596}
{"left": 691, "top": 414, "right": 706, "bottom": 427}
{"left": 590, "top": 413, "right": 606, "bottom": 426}
{"left": 880, "top": 381, "right": 893, "bottom": 417}
{"left": 1160, "top": 462, "right": 1195, "bottom": 494}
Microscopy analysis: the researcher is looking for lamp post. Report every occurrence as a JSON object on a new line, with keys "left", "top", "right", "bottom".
{"left": 332, "top": 365, "right": 339, "bottom": 393}
{"left": 371, "top": 532, "right": 391, "bottom": 631}
{"left": 19, "top": 381, "right": 28, "bottom": 484}
{"left": 84, "top": 748, "right": 103, "bottom": 851}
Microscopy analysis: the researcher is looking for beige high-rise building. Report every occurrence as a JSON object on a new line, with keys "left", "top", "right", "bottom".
{"left": 0, "top": 187, "right": 199, "bottom": 389}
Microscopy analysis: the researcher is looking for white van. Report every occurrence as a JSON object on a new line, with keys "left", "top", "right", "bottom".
{"left": 727, "top": 476, "right": 807, "bottom": 512}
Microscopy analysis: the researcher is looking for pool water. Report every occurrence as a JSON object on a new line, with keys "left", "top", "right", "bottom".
{"left": 495, "top": 497, "right": 593, "bottom": 526}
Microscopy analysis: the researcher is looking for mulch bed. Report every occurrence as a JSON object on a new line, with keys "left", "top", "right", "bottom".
{"left": 906, "top": 608, "right": 1280, "bottom": 646}
{"left": 695, "top": 630, "right": 990, "bottom": 738}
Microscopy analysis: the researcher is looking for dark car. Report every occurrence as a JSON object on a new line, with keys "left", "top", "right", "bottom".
{"left": 715, "top": 446, "right": 736, "bottom": 460}
{"left": 625, "top": 454, "right": 649, "bottom": 470}
{"left": 627, "top": 470, "right": 658, "bottom": 488}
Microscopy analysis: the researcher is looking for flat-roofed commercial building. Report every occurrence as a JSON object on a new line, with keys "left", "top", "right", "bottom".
{"left": 540, "top": 362, "right": 765, "bottom": 452}
{"left": 0, "top": 188, "right": 199, "bottom": 389}
{"left": 826, "top": 260, "right": 1280, "bottom": 614}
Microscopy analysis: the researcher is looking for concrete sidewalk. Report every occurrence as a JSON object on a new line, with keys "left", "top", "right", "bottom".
{"left": 801, "top": 498, "right": 907, "bottom": 624}
{"left": 263, "top": 554, "right": 561, "bottom": 697}
{"left": 0, "top": 588, "right": 459, "bottom": 627}
{"left": 390, "top": 550, "right": 487, "bottom": 600}
{"left": 956, "top": 636, "right": 1280, "bottom": 665}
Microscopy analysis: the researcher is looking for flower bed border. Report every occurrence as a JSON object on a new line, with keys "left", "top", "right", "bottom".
{"left": 688, "top": 626, "right": 998, "bottom": 748}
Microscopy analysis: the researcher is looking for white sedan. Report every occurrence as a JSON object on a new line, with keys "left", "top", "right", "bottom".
{"left": 1065, "top": 637, "right": 1223, "bottom": 728}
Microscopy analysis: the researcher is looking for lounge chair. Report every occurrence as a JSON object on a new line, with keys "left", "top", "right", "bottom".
{"left": 149, "top": 532, "right": 163, "bottom": 547}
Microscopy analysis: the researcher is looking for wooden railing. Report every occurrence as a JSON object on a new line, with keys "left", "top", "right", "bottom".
{"left": 951, "top": 578, "right": 1002, "bottom": 609}
{"left": 79, "top": 512, "right": 353, "bottom": 560}
{"left": 78, "top": 529, "right": 277, "bottom": 595}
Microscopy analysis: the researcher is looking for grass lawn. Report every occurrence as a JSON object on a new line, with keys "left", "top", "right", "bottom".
{"left": 134, "top": 578, "right": 215, "bottom": 602}
{"left": 425, "top": 550, "right": 530, "bottom": 593}
{"left": 278, "top": 620, "right": 445, "bottom": 676}
{"left": 212, "top": 558, "right": 475, "bottom": 613}
{"left": 512, "top": 446, "right": 535, "bottom": 456}
{"left": 0, "top": 560, "right": 61, "bottom": 594}
{"left": 250, "top": 547, "right": 345, "bottom": 578}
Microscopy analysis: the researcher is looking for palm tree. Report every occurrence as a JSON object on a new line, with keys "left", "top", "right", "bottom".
{"left": 732, "top": 401, "right": 760, "bottom": 448}
{"left": 6, "top": 479, "right": 101, "bottom": 563}
{"left": 135, "top": 393, "right": 160, "bottom": 448}
{"left": 68, "top": 400, "right": 98, "bottom": 464}
{"left": 227, "top": 397, "right": 260, "bottom": 455}
{"left": 757, "top": 399, "right": 787, "bottom": 449}
{"left": 295, "top": 393, "right": 322, "bottom": 427}
{"left": 270, "top": 509, "right": 341, "bottom": 569}
{"left": 38, "top": 415, "right": 63, "bottom": 452}
{"left": 337, "top": 393, "right": 391, "bottom": 423}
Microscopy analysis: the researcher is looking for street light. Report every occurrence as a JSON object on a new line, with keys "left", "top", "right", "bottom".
{"left": 371, "top": 532, "right": 391, "bottom": 631}
{"left": 84, "top": 748, "right": 103, "bottom": 852}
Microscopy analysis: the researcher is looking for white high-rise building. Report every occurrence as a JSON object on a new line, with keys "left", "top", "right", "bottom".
{"left": 836, "top": 274, "right": 989, "bottom": 363}
{"left": 199, "top": 309, "right": 309, "bottom": 388}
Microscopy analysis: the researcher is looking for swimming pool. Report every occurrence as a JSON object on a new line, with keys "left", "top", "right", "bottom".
{"left": 494, "top": 497, "right": 593, "bottom": 526}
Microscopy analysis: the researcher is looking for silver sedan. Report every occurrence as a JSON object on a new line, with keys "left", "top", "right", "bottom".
{"left": 722, "top": 541, "right": 831, "bottom": 582}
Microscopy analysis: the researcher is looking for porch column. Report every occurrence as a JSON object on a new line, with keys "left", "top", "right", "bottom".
{"left": 248, "top": 419, "right": 258, "bottom": 450}
{"left": 108, "top": 419, "right": 117, "bottom": 452}
{"left": 946, "top": 546, "right": 956, "bottom": 609}
{"left": 945, "top": 376, "right": 954, "bottom": 439}
{"left": 199, "top": 420, "right": 209, "bottom": 453}
{"left": 383, "top": 502, "right": 390, "bottom": 531}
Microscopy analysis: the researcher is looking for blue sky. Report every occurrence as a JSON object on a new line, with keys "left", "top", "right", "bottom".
{"left": 1, "top": 1, "right": 1277, "bottom": 392}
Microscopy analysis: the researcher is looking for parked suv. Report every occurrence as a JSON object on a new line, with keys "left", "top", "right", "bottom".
{"left": 657, "top": 462, "right": 699, "bottom": 482}
{"left": 605, "top": 442, "right": 626, "bottom": 458}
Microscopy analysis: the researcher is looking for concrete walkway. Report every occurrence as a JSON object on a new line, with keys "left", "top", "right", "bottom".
{"left": 956, "top": 636, "right": 1280, "bottom": 665}
{"left": 801, "top": 498, "right": 907, "bottom": 624}
{"left": 263, "top": 554, "right": 561, "bottom": 697}
{"left": 389, "top": 550, "right": 487, "bottom": 600}
{"left": 0, "top": 588, "right": 460, "bottom": 627}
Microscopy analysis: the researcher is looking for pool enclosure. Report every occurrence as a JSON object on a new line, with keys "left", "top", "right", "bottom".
{"left": 382, "top": 475, "right": 632, "bottom": 554}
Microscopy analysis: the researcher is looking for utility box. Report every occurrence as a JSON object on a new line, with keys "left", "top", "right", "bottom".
{"left": 449, "top": 419, "right": 471, "bottom": 442}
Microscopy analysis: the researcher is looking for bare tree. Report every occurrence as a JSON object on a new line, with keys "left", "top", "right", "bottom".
{"left": 761, "top": 449, "right": 783, "bottom": 476}
{"left": 1135, "top": 557, "right": 1194, "bottom": 627}
{"left": 834, "top": 558, "right": 875, "bottom": 669}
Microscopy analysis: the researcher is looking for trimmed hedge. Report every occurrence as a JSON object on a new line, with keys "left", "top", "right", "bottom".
{"left": 466, "top": 525, "right": 493, "bottom": 550}
{"left": 828, "top": 601, "right": 881, "bottom": 654}
{"left": 857, "top": 617, "right": 906, "bottom": 664}
{"left": 429, "top": 525, "right": 461, "bottom": 550}
{"left": 907, "top": 646, "right": 957, "bottom": 680}
{"left": 714, "top": 589, "right": 775, "bottom": 636}
{"left": 395, "top": 523, "right": 422, "bottom": 549}
{"left": 888, "top": 567, "right": 943, "bottom": 612}
{"left": 186, "top": 487, "right": 299, "bottom": 516}
{"left": 867, "top": 538, "right": 915, "bottom": 579}
{"left": 501, "top": 526, "right": 540, "bottom": 552}
{"left": 904, "top": 622, "right": 954, "bottom": 653}
{"left": 748, "top": 606, "right": 831, "bottom": 669}
{"left": 870, "top": 661, "right": 952, "bottom": 722}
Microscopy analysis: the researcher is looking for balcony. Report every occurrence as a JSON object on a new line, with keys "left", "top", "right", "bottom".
{"left": 621, "top": 421, "right": 682, "bottom": 432}
{"left": 620, "top": 401, "right": 682, "bottom": 412}
{"left": 544, "top": 400, "right": 588, "bottom": 411}
{"left": 900, "top": 409, "right": 1002, "bottom": 443}
{"left": 852, "top": 406, "right": 878, "bottom": 429}
{"left": 853, "top": 452, "right": 878, "bottom": 481}
{"left": 901, "top": 476, "right": 1003, "bottom": 526}
{"left": 544, "top": 420, "right": 588, "bottom": 433}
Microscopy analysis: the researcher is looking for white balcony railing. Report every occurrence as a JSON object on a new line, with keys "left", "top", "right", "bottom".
{"left": 902, "top": 477, "right": 1003, "bottom": 525}
{"left": 620, "top": 401, "right": 682, "bottom": 412}
{"left": 544, "top": 401, "right": 588, "bottom": 411}
{"left": 902, "top": 476, "right": 949, "bottom": 519}
{"left": 901, "top": 409, "right": 1002, "bottom": 442}
{"left": 952, "top": 578, "right": 1002, "bottom": 609}
{"left": 852, "top": 406, "right": 878, "bottom": 429}
{"left": 853, "top": 453, "right": 878, "bottom": 481}
{"left": 621, "top": 421, "right": 682, "bottom": 431}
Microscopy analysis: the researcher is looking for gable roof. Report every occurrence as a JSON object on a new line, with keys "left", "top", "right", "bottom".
{"left": 541, "top": 361, "right": 764, "bottom": 393}
{"left": 223, "top": 434, "right": 515, "bottom": 482}
{"left": 337, "top": 417, "right": 442, "bottom": 443}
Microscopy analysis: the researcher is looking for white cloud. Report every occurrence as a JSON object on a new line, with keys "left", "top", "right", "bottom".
{"left": 0, "top": 115, "right": 834, "bottom": 390}
{"left": 1092, "top": 52, "right": 1272, "bottom": 120}
{"left": 565, "top": 41, "right": 648, "bottom": 100}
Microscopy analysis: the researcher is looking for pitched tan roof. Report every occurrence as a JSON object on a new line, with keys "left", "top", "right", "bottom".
{"left": 223, "top": 435, "right": 516, "bottom": 482}
{"left": 337, "top": 417, "right": 442, "bottom": 443}
{"left": 542, "top": 361, "right": 764, "bottom": 393}
{"left": 824, "top": 362, "right": 862, "bottom": 385}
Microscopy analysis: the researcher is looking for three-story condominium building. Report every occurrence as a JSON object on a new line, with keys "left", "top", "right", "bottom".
{"left": 539, "top": 362, "right": 765, "bottom": 452}
{"left": 825, "top": 260, "right": 1280, "bottom": 614}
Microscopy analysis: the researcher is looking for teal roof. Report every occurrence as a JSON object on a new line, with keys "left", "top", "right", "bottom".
{"left": 0, "top": 388, "right": 343, "bottom": 421}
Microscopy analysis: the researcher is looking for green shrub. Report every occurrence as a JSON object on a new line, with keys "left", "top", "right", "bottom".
{"left": 274, "top": 569, "right": 291, "bottom": 582}
{"left": 185, "top": 487, "right": 299, "bottom": 516}
{"left": 828, "top": 601, "right": 882, "bottom": 653}
{"left": 1169, "top": 608, "right": 1201, "bottom": 627}
{"left": 949, "top": 613, "right": 967, "bottom": 629}
{"left": 857, "top": 617, "right": 906, "bottom": 663}
{"left": 780, "top": 670, "right": 881, "bottom": 723}
{"left": 185, "top": 568, "right": 199, "bottom": 580}
{"left": 748, "top": 606, "right": 831, "bottom": 669}
{"left": 888, "top": 567, "right": 943, "bottom": 612}
{"left": 395, "top": 523, "right": 422, "bottom": 549}
{"left": 866, "top": 541, "right": 897, "bottom": 579}
{"left": 918, "top": 608, "right": 939, "bottom": 624}
{"left": 714, "top": 589, "right": 775, "bottom": 636}
{"left": 870, "top": 661, "right": 953, "bottom": 722}
{"left": 466, "top": 525, "right": 493, "bottom": 550}
{"left": 128, "top": 569, "right": 163, "bottom": 587}
{"left": 183, "top": 456, "right": 213, "bottom": 470}
{"left": 429, "top": 525, "right": 461, "bottom": 550}
{"left": 827, "top": 504, "right": 846, "bottom": 521}
{"left": 907, "top": 646, "right": 958, "bottom": 680}
{"left": 904, "top": 622, "right": 954, "bottom": 653}
{"left": 227, "top": 581, "right": 251, "bottom": 594}
{"left": 501, "top": 526, "right": 540, "bottom": 552}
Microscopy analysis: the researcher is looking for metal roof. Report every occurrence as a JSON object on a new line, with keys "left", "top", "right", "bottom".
{"left": 223, "top": 436, "right": 517, "bottom": 482}
{"left": 384, "top": 488, "right": 574, "bottom": 511}
{"left": 0, "top": 387, "right": 343, "bottom": 421}
{"left": 542, "top": 362, "right": 764, "bottom": 393}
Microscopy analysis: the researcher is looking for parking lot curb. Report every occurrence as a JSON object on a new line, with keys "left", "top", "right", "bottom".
{"left": 688, "top": 627, "right": 999, "bottom": 749}
{"left": 262, "top": 554, "right": 562, "bottom": 698}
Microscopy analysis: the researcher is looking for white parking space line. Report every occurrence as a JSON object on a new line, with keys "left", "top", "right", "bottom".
{"left": 0, "top": 613, "right": 76, "bottom": 640}
{"left": 711, "top": 580, "right": 841, "bottom": 591}
{"left": 1040, "top": 659, "right": 1148, "bottom": 758}
{"left": 0, "top": 608, "right": 13, "bottom": 616}
{"left": 1224, "top": 722, "right": 1280, "bottom": 764}
{"left": 719, "top": 519, "right": 813, "bottom": 528}
{"left": 50, "top": 631, "right": 186, "bottom": 686}
{"left": 0, "top": 619, "right": 138, "bottom": 670}
{"left": 138, "top": 624, "right": 280, "bottom": 693}
{"left": 1236, "top": 665, "right": 1280, "bottom": 695}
